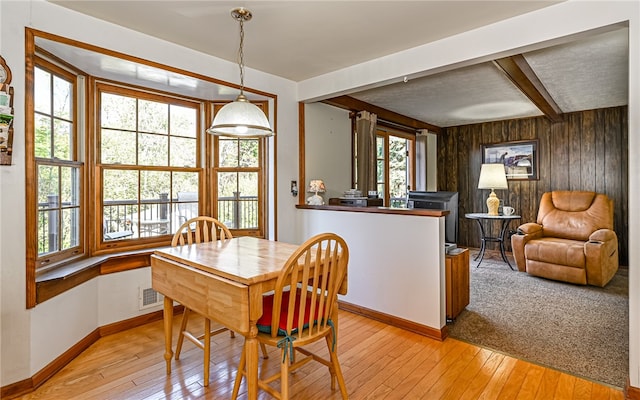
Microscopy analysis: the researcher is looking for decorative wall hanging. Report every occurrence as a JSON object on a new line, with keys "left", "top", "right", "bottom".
{"left": 482, "top": 139, "right": 539, "bottom": 180}
{"left": 0, "top": 54, "right": 14, "bottom": 165}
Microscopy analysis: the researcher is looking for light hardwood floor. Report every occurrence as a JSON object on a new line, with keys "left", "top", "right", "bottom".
{"left": 14, "top": 310, "right": 623, "bottom": 400}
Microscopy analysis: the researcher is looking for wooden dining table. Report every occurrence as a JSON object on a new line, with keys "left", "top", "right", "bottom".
{"left": 150, "top": 236, "right": 347, "bottom": 399}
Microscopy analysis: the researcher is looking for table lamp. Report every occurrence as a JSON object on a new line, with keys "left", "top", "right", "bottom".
{"left": 307, "top": 179, "right": 326, "bottom": 205}
{"left": 478, "top": 163, "right": 508, "bottom": 216}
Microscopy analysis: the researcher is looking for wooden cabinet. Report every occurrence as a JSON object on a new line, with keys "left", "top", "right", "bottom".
{"left": 445, "top": 248, "right": 469, "bottom": 320}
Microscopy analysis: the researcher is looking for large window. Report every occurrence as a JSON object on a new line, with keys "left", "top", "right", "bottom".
{"left": 376, "top": 129, "right": 415, "bottom": 207}
{"left": 215, "top": 137, "right": 262, "bottom": 231}
{"left": 31, "top": 61, "right": 83, "bottom": 271}
{"left": 212, "top": 102, "right": 266, "bottom": 237}
{"left": 97, "top": 84, "right": 201, "bottom": 247}
{"left": 26, "top": 30, "right": 274, "bottom": 307}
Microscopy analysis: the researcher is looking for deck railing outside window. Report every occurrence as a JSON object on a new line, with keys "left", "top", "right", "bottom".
{"left": 39, "top": 194, "right": 259, "bottom": 246}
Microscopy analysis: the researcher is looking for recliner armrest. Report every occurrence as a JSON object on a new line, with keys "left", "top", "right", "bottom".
{"left": 589, "top": 228, "right": 616, "bottom": 243}
{"left": 584, "top": 229, "right": 619, "bottom": 287}
{"left": 511, "top": 223, "right": 543, "bottom": 272}
{"left": 516, "top": 222, "right": 543, "bottom": 236}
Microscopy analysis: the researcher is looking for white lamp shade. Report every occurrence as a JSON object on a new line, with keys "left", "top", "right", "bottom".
{"left": 478, "top": 163, "right": 508, "bottom": 190}
{"left": 308, "top": 180, "right": 326, "bottom": 193}
{"left": 207, "top": 96, "right": 274, "bottom": 138}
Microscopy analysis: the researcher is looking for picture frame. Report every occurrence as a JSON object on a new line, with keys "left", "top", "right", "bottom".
{"left": 482, "top": 139, "right": 538, "bottom": 180}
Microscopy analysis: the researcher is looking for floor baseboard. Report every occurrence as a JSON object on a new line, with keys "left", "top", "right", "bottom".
{"left": 338, "top": 301, "right": 446, "bottom": 341}
{"left": 627, "top": 380, "right": 640, "bottom": 400}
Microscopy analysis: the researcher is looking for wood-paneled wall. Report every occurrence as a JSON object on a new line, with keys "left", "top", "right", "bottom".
{"left": 438, "top": 106, "right": 628, "bottom": 265}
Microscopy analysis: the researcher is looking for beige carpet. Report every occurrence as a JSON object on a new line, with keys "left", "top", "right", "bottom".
{"left": 447, "top": 251, "right": 628, "bottom": 388}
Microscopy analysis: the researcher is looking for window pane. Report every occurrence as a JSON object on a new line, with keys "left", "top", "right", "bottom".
{"left": 389, "top": 136, "right": 408, "bottom": 200}
{"left": 35, "top": 114, "right": 52, "bottom": 158}
{"left": 239, "top": 139, "right": 259, "bottom": 167}
{"left": 53, "top": 119, "right": 72, "bottom": 160}
{"left": 173, "top": 171, "right": 199, "bottom": 193}
{"left": 61, "top": 207, "right": 80, "bottom": 249}
{"left": 139, "top": 133, "right": 168, "bottom": 166}
{"left": 103, "top": 169, "right": 138, "bottom": 201}
{"left": 103, "top": 169, "right": 138, "bottom": 239}
{"left": 377, "top": 136, "right": 384, "bottom": 158}
{"left": 38, "top": 165, "right": 59, "bottom": 205}
{"left": 141, "top": 170, "right": 170, "bottom": 201}
{"left": 215, "top": 172, "right": 258, "bottom": 230}
{"left": 38, "top": 209, "right": 59, "bottom": 255}
{"left": 101, "top": 129, "right": 137, "bottom": 164}
{"left": 101, "top": 93, "right": 136, "bottom": 131}
{"left": 217, "top": 172, "right": 238, "bottom": 228}
{"left": 377, "top": 159, "right": 385, "bottom": 182}
{"left": 238, "top": 172, "right": 258, "bottom": 229}
{"left": 139, "top": 99, "right": 168, "bottom": 134}
{"left": 170, "top": 105, "right": 196, "bottom": 138}
{"left": 53, "top": 75, "right": 72, "bottom": 120}
{"left": 219, "top": 138, "right": 238, "bottom": 167}
{"left": 60, "top": 166, "right": 80, "bottom": 206}
{"left": 174, "top": 173, "right": 199, "bottom": 228}
{"left": 239, "top": 172, "right": 258, "bottom": 196}
{"left": 170, "top": 136, "right": 196, "bottom": 167}
{"left": 34, "top": 68, "right": 51, "bottom": 114}
{"left": 218, "top": 172, "right": 237, "bottom": 197}
{"left": 138, "top": 170, "right": 171, "bottom": 236}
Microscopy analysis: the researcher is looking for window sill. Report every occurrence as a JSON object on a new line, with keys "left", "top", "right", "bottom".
{"left": 35, "top": 246, "right": 170, "bottom": 305}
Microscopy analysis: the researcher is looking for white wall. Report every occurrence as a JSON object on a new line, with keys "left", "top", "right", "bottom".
{"left": 304, "top": 103, "right": 352, "bottom": 201}
{"left": 298, "top": 209, "right": 445, "bottom": 330}
{"left": 298, "top": 0, "right": 640, "bottom": 387}
{"left": 98, "top": 268, "right": 162, "bottom": 326}
{"left": 0, "top": 0, "right": 298, "bottom": 386}
{"left": 30, "top": 281, "right": 99, "bottom": 372}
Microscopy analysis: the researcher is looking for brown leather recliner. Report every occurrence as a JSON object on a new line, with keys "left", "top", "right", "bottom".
{"left": 511, "top": 191, "right": 618, "bottom": 287}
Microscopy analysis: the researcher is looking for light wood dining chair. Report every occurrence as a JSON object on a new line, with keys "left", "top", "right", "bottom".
{"left": 231, "top": 232, "right": 350, "bottom": 400}
{"left": 171, "top": 216, "right": 267, "bottom": 386}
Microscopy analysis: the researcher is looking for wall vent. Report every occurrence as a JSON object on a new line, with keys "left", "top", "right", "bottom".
{"left": 139, "top": 287, "right": 163, "bottom": 310}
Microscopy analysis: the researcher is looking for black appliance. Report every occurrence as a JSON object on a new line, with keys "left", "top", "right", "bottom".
{"left": 407, "top": 191, "right": 459, "bottom": 245}
{"left": 328, "top": 197, "right": 383, "bottom": 207}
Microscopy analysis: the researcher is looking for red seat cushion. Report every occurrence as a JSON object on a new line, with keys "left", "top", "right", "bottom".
{"left": 257, "top": 291, "right": 316, "bottom": 336}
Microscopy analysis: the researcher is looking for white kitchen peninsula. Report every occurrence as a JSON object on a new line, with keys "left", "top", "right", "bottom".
{"left": 297, "top": 205, "right": 448, "bottom": 339}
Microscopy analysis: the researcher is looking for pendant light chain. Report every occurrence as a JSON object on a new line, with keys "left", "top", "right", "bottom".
{"left": 207, "top": 7, "right": 274, "bottom": 137}
{"left": 238, "top": 16, "right": 245, "bottom": 95}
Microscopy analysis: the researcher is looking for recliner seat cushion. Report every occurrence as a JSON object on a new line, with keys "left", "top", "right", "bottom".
{"left": 524, "top": 237, "right": 585, "bottom": 269}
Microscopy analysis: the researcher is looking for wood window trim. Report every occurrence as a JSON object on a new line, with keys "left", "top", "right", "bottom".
{"left": 26, "top": 46, "right": 85, "bottom": 308}
{"left": 375, "top": 129, "right": 416, "bottom": 204}
{"left": 210, "top": 102, "right": 268, "bottom": 238}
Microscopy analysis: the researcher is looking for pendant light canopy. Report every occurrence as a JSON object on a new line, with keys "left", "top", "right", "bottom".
{"left": 207, "top": 7, "right": 275, "bottom": 138}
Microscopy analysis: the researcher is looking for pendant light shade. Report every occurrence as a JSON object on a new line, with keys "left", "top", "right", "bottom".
{"left": 207, "top": 7, "right": 274, "bottom": 138}
{"left": 208, "top": 95, "right": 274, "bottom": 137}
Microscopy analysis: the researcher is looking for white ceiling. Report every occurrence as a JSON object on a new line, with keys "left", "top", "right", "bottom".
{"left": 45, "top": 1, "right": 629, "bottom": 128}
{"left": 351, "top": 28, "right": 629, "bottom": 127}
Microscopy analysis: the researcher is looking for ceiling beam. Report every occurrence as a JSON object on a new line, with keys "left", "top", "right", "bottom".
{"left": 493, "top": 55, "right": 564, "bottom": 123}
{"left": 321, "top": 95, "right": 442, "bottom": 134}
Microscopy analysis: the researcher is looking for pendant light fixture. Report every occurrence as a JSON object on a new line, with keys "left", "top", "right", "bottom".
{"left": 207, "top": 7, "right": 275, "bottom": 138}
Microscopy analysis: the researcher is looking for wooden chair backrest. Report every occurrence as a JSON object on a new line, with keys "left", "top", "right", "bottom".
{"left": 171, "top": 216, "right": 233, "bottom": 247}
{"left": 268, "top": 232, "right": 349, "bottom": 339}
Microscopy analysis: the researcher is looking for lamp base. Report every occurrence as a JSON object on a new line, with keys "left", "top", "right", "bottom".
{"left": 486, "top": 190, "right": 500, "bottom": 216}
{"left": 307, "top": 194, "right": 324, "bottom": 206}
